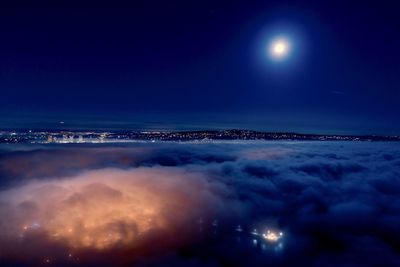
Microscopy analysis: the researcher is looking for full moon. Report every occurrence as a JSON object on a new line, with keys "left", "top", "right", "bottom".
{"left": 268, "top": 37, "right": 291, "bottom": 60}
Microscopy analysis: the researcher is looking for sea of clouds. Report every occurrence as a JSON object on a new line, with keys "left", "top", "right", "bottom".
{"left": 0, "top": 141, "right": 399, "bottom": 266}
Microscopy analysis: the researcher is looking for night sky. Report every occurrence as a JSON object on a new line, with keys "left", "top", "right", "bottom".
{"left": 1, "top": 1, "right": 399, "bottom": 134}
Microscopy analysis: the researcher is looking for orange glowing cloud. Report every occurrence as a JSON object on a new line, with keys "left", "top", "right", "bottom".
{"left": 0, "top": 167, "right": 222, "bottom": 251}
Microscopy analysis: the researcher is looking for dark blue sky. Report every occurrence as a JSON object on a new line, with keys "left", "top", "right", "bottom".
{"left": 1, "top": 1, "right": 399, "bottom": 134}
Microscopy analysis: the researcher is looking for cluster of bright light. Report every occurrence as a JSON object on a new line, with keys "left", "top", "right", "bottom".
{"left": 263, "top": 230, "right": 283, "bottom": 242}
{"left": 268, "top": 37, "right": 291, "bottom": 60}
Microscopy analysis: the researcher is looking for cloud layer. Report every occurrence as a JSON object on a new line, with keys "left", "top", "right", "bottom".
{"left": 0, "top": 141, "right": 399, "bottom": 266}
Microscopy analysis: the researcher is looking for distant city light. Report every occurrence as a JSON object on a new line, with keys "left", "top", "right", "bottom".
{"left": 251, "top": 229, "right": 259, "bottom": 235}
{"left": 263, "top": 230, "right": 283, "bottom": 242}
{"left": 235, "top": 225, "right": 243, "bottom": 232}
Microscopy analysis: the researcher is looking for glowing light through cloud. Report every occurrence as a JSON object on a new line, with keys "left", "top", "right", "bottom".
{"left": 0, "top": 168, "right": 220, "bottom": 250}
{"left": 263, "top": 229, "right": 283, "bottom": 242}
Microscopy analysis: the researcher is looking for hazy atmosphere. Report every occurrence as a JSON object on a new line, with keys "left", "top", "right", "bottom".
{"left": 1, "top": 1, "right": 399, "bottom": 267}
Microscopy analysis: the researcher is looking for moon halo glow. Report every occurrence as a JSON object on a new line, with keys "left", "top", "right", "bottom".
{"left": 268, "top": 37, "right": 291, "bottom": 61}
